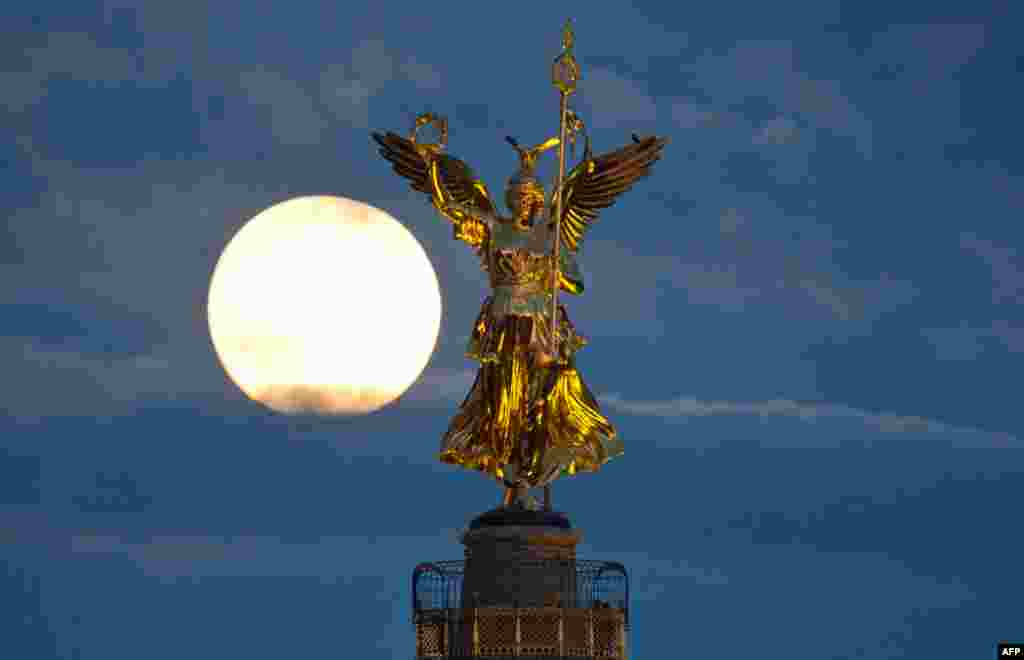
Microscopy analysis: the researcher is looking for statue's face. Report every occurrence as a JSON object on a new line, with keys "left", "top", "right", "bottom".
{"left": 507, "top": 186, "right": 543, "bottom": 227}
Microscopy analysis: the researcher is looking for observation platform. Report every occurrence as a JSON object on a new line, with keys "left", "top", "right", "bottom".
{"left": 412, "top": 509, "right": 629, "bottom": 659}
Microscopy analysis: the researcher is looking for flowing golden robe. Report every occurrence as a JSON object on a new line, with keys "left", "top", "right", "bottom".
{"left": 439, "top": 217, "right": 623, "bottom": 487}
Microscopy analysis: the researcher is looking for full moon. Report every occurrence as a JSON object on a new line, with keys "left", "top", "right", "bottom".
{"left": 207, "top": 195, "right": 441, "bottom": 415}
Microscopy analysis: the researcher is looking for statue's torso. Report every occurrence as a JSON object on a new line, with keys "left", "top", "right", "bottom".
{"left": 486, "top": 220, "right": 553, "bottom": 317}
{"left": 464, "top": 213, "right": 587, "bottom": 366}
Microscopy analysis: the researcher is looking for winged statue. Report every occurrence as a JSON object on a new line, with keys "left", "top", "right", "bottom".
{"left": 371, "top": 24, "right": 668, "bottom": 509}
{"left": 372, "top": 116, "right": 667, "bottom": 506}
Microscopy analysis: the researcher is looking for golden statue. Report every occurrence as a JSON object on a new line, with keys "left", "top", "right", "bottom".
{"left": 371, "top": 20, "right": 668, "bottom": 509}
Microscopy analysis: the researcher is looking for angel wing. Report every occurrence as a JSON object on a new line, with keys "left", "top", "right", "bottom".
{"left": 551, "top": 134, "right": 669, "bottom": 254}
{"left": 371, "top": 131, "right": 496, "bottom": 251}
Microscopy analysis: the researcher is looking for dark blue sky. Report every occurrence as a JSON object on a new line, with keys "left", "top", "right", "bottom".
{"left": 3, "top": 1, "right": 1023, "bottom": 658}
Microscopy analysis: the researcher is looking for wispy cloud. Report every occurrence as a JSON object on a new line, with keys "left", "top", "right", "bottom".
{"left": 577, "top": 548, "right": 729, "bottom": 592}
{"left": 753, "top": 116, "right": 800, "bottom": 145}
{"left": 922, "top": 321, "right": 1024, "bottom": 360}
{"left": 401, "top": 367, "right": 475, "bottom": 406}
{"left": 5, "top": 31, "right": 154, "bottom": 112}
{"left": 865, "top": 24, "right": 987, "bottom": 159}
{"left": 668, "top": 98, "right": 716, "bottom": 129}
{"left": 66, "top": 533, "right": 456, "bottom": 581}
{"left": 238, "top": 70, "right": 329, "bottom": 146}
{"left": 675, "top": 204, "right": 918, "bottom": 321}
{"left": 578, "top": 67, "right": 658, "bottom": 130}
{"left": 0, "top": 168, "right": 278, "bottom": 419}
{"left": 686, "top": 40, "right": 873, "bottom": 158}
{"left": 990, "top": 320, "right": 1024, "bottom": 353}
{"left": 869, "top": 24, "right": 987, "bottom": 84}
{"left": 399, "top": 55, "right": 443, "bottom": 91}
{"left": 961, "top": 233, "right": 1023, "bottom": 305}
{"left": 567, "top": 206, "right": 917, "bottom": 329}
{"left": 933, "top": 234, "right": 1024, "bottom": 358}
{"left": 1, "top": 335, "right": 476, "bottom": 418}
{"left": 567, "top": 239, "right": 673, "bottom": 338}
{"left": 319, "top": 40, "right": 443, "bottom": 128}
{"left": 0, "top": 339, "right": 233, "bottom": 419}
{"left": 598, "top": 393, "right": 1020, "bottom": 446}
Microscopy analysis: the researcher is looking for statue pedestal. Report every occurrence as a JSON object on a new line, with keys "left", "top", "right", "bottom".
{"left": 460, "top": 508, "right": 581, "bottom": 609}
{"left": 411, "top": 508, "right": 629, "bottom": 658}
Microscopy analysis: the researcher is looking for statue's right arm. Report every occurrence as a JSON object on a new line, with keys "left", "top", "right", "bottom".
{"left": 428, "top": 171, "right": 496, "bottom": 250}
{"left": 372, "top": 130, "right": 495, "bottom": 251}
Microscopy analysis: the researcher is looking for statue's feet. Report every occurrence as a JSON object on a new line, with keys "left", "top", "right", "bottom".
{"left": 499, "top": 462, "right": 539, "bottom": 510}
{"left": 500, "top": 483, "right": 540, "bottom": 511}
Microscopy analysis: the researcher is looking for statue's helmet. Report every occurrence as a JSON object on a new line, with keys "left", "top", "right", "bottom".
{"left": 505, "top": 173, "right": 546, "bottom": 214}
{"left": 504, "top": 136, "right": 558, "bottom": 214}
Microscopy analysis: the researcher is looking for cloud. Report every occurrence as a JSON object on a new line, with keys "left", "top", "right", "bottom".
{"left": 687, "top": 40, "right": 872, "bottom": 158}
{"left": 61, "top": 530, "right": 729, "bottom": 605}
{"left": 318, "top": 40, "right": 396, "bottom": 129}
{"left": 0, "top": 327, "right": 475, "bottom": 418}
{"left": 577, "top": 549, "right": 729, "bottom": 591}
{"left": 3, "top": 169, "right": 288, "bottom": 372}
{"left": 319, "top": 67, "right": 374, "bottom": 128}
{"left": 67, "top": 533, "right": 456, "bottom": 581}
{"left": 400, "top": 55, "right": 443, "bottom": 90}
{"left": 400, "top": 367, "right": 475, "bottom": 405}
{"left": 753, "top": 116, "right": 800, "bottom": 145}
{"left": 688, "top": 541, "right": 973, "bottom": 657}
{"left": 597, "top": 392, "right": 1020, "bottom": 446}
{"left": 718, "top": 206, "right": 744, "bottom": 235}
{"left": 868, "top": 24, "right": 986, "bottom": 83}
{"left": 923, "top": 321, "right": 1024, "bottom": 360}
{"left": 960, "top": 233, "right": 1023, "bottom": 305}
{"left": 254, "top": 384, "right": 399, "bottom": 416}
{"left": 863, "top": 24, "right": 987, "bottom": 160}
{"left": 72, "top": 471, "right": 153, "bottom": 513}
{"left": 2, "top": 70, "right": 47, "bottom": 115}
{"left": 941, "top": 234, "right": 1024, "bottom": 358}
{"left": 921, "top": 324, "right": 989, "bottom": 361}
{"left": 237, "top": 70, "right": 329, "bottom": 146}
{"left": 0, "top": 339, "right": 233, "bottom": 419}
{"left": 990, "top": 320, "right": 1024, "bottom": 353}
{"left": 0, "top": 161, "right": 281, "bottom": 419}
{"left": 578, "top": 68, "right": 658, "bottom": 130}
{"left": 566, "top": 239, "right": 675, "bottom": 338}
{"left": 562, "top": 203, "right": 916, "bottom": 326}
{"left": 673, "top": 203, "right": 918, "bottom": 321}
{"left": 673, "top": 262, "right": 762, "bottom": 310}
{"left": 319, "top": 42, "right": 443, "bottom": 128}
{"left": 668, "top": 98, "right": 716, "bottom": 129}
{"left": 348, "top": 39, "right": 398, "bottom": 89}
{"left": 2, "top": 31, "right": 146, "bottom": 113}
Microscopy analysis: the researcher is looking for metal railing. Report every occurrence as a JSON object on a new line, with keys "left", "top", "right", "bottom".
{"left": 415, "top": 606, "right": 626, "bottom": 659}
{"left": 412, "top": 559, "right": 629, "bottom": 659}
{"left": 413, "top": 559, "right": 629, "bottom": 623}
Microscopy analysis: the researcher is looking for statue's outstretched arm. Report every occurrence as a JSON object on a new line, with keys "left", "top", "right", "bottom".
{"left": 428, "top": 174, "right": 498, "bottom": 250}
{"left": 372, "top": 122, "right": 498, "bottom": 252}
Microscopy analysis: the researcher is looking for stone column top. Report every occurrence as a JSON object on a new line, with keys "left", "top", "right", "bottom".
{"left": 460, "top": 525, "right": 583, "bottom": 547}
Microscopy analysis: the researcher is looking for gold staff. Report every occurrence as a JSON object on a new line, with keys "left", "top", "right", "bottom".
{"left": 550, "top": 19, "right": 580, "bottom": 364}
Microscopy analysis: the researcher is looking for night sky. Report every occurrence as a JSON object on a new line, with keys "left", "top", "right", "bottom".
{"left": 3, "top": 1, "right": 1023, "bottom": 658}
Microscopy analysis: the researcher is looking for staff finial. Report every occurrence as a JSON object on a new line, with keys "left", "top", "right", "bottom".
{"left": 552, "top": 19, "right": 580, "bottom": 95}
{"left": 561, "top": 18, "right": 574, "bottom": 51}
